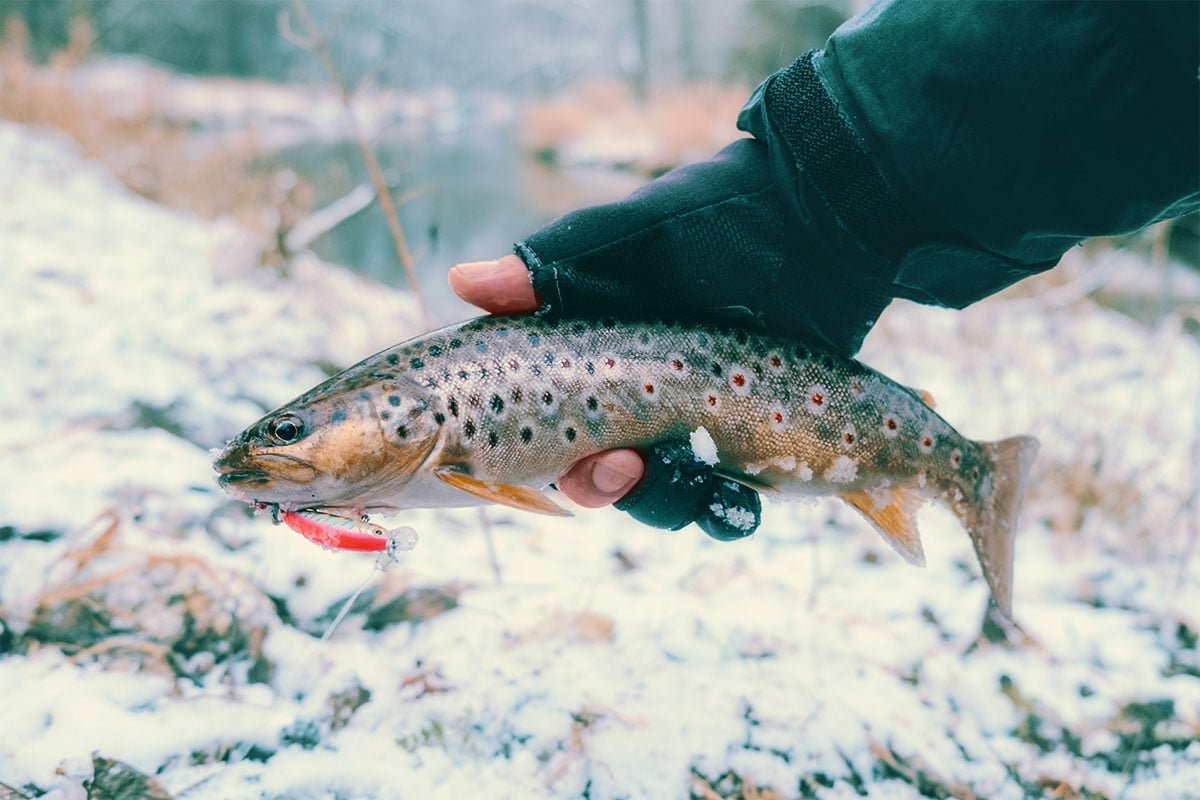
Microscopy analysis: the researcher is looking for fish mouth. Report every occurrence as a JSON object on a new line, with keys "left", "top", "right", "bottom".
{"left": 217, "top": 468, "right": 271, "bottom": 487}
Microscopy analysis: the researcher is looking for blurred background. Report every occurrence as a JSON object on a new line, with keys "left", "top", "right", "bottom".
{"left": 0, "top": 0, "right": 864, "bottom": 317}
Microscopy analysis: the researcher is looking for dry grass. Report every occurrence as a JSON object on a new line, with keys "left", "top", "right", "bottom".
{"left": 0, "top": 15, "right": 308, "bottom": 237}
{"left": 523, "top": 80, "right": 753, "bottom": 176}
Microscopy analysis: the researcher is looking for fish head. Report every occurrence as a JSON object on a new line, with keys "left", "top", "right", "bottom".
{"left": 213, "top": 372, "right": 441, "bottom": 512}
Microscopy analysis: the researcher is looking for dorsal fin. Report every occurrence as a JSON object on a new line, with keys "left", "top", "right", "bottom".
{"left": 840, "top": 487, "right": 926, "bottom": 566}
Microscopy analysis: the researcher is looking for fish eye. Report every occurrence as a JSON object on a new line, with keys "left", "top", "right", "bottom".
{"left": 267, "top": 414, "right": 304, "bottom": 445}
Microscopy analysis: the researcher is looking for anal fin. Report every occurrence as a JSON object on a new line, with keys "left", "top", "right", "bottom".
{"left": 841, "top": 487, "right": 926, "bottom": 566}
{"left": 436, "top": 468, "right": 573, "bottom": 517}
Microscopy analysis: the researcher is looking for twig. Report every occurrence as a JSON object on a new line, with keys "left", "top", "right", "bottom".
{"left": 478, "top": 507, "right": 503, "bottom": 586}
{"left": 282, "top": 0, "right": 432, "bottom": 329}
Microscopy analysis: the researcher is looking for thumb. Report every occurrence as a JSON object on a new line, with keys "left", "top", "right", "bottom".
{"left": 449, "top": 254, "right": 538, "bottom": 315}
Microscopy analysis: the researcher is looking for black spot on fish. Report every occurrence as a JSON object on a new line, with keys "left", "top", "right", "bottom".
{"left": 520, "top": 427, "right": 533, "bottom": 444}
{"left": 528, "top": 333, "right": 540, "bottom": 345}
{"left": 380, "top": 410, "right": 390, "bottom": 421}
{"left": 463, "top": 419, "right": 476, "bottom": 438}
{"left": 564, "top": 427, "right": 576, "bottom": 442}
{"left": 586, "top": 396, "right": 598, "bottom": 412}
{"left": 542, "top": 391, "right": 554, "bottom": 406}
{"left": 388, "top": 395, "right": 401, "bottom": 407}
{"left": 449, "top": 338, "right": 463, "bottom": 349}
{"left": 331, "top": 409, "right": 347, "bottom": 422}
{"left": 396, "top": 424, "right": 408, "bottom": 439}
{"left": 544, "top": 352, "right": 554, "bottom": 365}
{"left": 359, "top": 391, "right": 371, "bottom": 401}
{"left": 490, "top": 395, "right": 504, "bottom": 413}
{"left": 458, "top": 369, "right": 469, "bottom": 380}
{"left": 476, "top": 341, "right": 488, "bottom": 353}
{"left": 468, "top": 394, "right": 482, "bottom": 408}
{"left": 479, "top": 366, "right": 489, "bottom": 378}
{"left": 429, "top": 345, "right": 443, "bottom": 357}
{"left": 585, "top": 362, "right": 595, "bottom": 375}
{"left": 639, "top": 331, "right": 650, "bottom": 345}
{"left": 434, "top": 412, "right": 445, "bottom": 425}
{"left": 497, "top": 328, "right": 509, "bottom": 338}
{"left": 487, "top": 431, "right": 499, "bottom": 447}
{"left": 448, "top": 397, "right": 459, "bottom": 417}
{"left": 711, "top": 362, "right": 723, "bottom": 377}
{"left": 410, "top": 357, "right": 425, "bottom": 370}
{"left": 511, "top": 388, "right": 523, "bottom": 403}
{"left": 386, "top": 353, "right": 400, "bottom": 366}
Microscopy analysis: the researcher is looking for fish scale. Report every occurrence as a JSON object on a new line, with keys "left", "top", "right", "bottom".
{"left": 214, "top": 315, "right": 1038, "bottom": 617}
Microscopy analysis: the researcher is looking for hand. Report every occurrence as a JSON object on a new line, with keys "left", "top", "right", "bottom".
{"left": 449, "top": 256, "right": 646, "bottom": 508}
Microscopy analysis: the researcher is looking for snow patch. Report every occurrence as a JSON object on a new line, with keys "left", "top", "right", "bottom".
{"left": 689, "top": 426, "right": 719, "bottom": 465}
{"left": 824, "top": 455, "right": 859, "bottom": 484}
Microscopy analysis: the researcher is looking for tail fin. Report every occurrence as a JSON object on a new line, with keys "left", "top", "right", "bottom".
{"left": 966, "top": 436, "right": 1039, "bottom": 619}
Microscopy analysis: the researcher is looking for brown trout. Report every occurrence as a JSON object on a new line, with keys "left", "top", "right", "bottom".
{"left": 214, "top": 315, "right": 1037, "bottom": 616}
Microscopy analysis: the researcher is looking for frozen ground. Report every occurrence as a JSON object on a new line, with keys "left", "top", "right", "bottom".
{"left": 0, "top": 121, "right": 1197, "bottom": 799}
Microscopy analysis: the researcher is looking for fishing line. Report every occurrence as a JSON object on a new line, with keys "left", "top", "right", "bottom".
{"left": 321, "top": 526, "right": 419, "bottom": 641}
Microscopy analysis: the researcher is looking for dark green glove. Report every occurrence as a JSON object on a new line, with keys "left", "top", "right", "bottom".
{"left": 613, "top": 441, "right": 762, "bottom": 542}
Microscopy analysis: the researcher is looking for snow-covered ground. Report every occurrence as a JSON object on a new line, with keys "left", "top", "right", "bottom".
{"left": 1, "top": 121, "right": 1197, "bottom": 799}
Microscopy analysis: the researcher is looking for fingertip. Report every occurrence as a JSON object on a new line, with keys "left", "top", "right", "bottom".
{"left": 558, "top": 449, "right": 644, "bottom": 508}
{"left": 449, "top": 255, "right": 538, "bottom": 314}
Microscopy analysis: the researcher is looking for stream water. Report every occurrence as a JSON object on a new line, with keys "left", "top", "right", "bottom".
{"left": 264, "top": 117, "right": 644, "bottom": 321}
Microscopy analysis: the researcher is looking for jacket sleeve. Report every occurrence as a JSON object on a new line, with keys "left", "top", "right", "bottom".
{"left": 739, "top": 0, "right": 1199, "bottom": 308}
{"left": 519, "top": 0, "right": 1200, "bottom": 350}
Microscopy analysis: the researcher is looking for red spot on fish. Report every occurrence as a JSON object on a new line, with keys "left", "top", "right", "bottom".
{"left": 811, "top": 392, "right": 824, "bottom": 406}
{"left": 769, "top": 355, "right": 782, "bottom": 368}
{"left": 706, "top": 394, "right": 718, "bottom": 407}
{"left": 671, "top": 359, "right": 684, "bottom": 371}
{"left": 508, "top": 359, "right": 520, "bottom": 371}
{"left": 732, "top": 374, "right": 746, "bottom": 387}
{"left": 886, "top": 418, "right": 898, "bottom": 430}
{"left": 843, "top": 431, "right": 855, "bottom": 444}
{"left": 923, "top": 436, "right": 933, "bottom": 448}
{"left": 560, "top": 358, "right": 571, "bottom": 368}
{"left": 771, "top": 411, "right": 783, "bottom": 424}
{"left": 604, "top": 357, "right": 616, "bottom": 368}
{"left": 644, "top": 383, "right": 655, "bottom": 395}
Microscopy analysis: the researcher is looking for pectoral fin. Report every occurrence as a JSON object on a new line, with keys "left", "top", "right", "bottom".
{"left": 841, "top": 487, "right": 926, "bottom": 566}
{"left": 436, "top": 469, "right": 573, "bottom": 517}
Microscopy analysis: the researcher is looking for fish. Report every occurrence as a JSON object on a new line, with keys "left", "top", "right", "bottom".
{"left": 214, "top": 315, "right": 1038, "bottom": 617}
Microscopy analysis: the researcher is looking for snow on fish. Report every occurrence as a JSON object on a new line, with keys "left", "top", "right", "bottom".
{"left": 214, "top": 315, "right": 1038, "bottom": 616}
